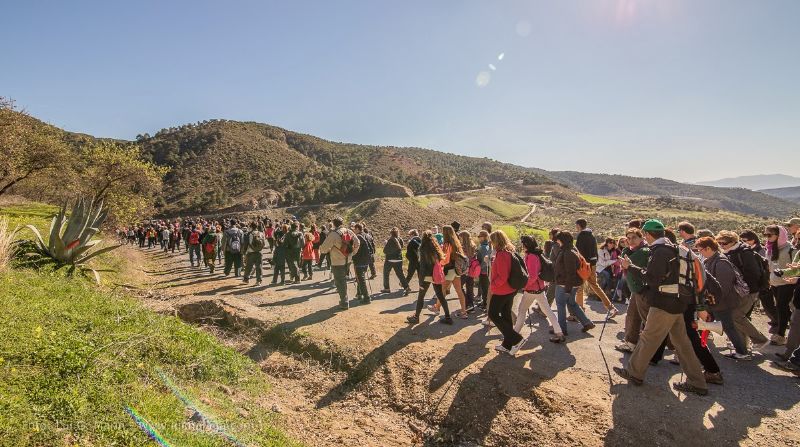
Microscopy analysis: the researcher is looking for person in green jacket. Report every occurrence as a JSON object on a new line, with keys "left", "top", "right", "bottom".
{"left": 615, "top": 227, "right": 650, "bottom": 353}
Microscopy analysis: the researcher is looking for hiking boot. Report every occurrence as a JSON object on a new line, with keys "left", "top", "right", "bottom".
{"left": 361, "top": 297, "right": 372, "bottom": 304}
{"left": 549, "top": 334, "right": 566, "bottom": 343}
{"left": 615, "top": 341, "right": 635, "bottom": 353}
{"left": 772, "top": 360, "right": 800, "bottom": 375}
{"left": 567, "top": 315, "right": 577, "bottom": 322}
{"left": 704, "top": 371, "right": 724, "bottom": 385}
{"left": 406, "top": 315, "right": 419, "bottom": 324}
{"left": 724, "top": 352, "right": 752, "bottom": 361}
{"left": 338, "top": 302, "right": 349, "bottom": 310}
{"left": 672, "top": 382, "right": 708, "bottom": 396}
{"left": 613, "top": 367, "right": 643, "bottom": 385}
{"left": 582, "top": 322, "right": 596, "bottom": 332}
{"left": 243, "top": 277, "right": 250, "bottom": 284}
{"left": 255, "top": 281, "right": 262, "bottom": 286}
{"left": 439, "top": 316, "right": 454, "bottom": 325}
{"left": 770, "top": 334, "right": 787, "bottom": 346}
{"left": 380, "top": 289, "right": 391, "bottom": 293}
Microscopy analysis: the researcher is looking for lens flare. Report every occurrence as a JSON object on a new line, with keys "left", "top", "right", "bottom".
{"left": 476, "top": 71, "right": 491, "bottom": 87}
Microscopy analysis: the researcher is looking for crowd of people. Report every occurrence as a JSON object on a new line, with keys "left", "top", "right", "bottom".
{"left": 118, "top": 214, "right": 800, "bottom": 395}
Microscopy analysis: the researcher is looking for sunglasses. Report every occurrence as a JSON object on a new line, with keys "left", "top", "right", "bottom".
{"left": 764, "top": 233, "right": 778, "bottom": 237}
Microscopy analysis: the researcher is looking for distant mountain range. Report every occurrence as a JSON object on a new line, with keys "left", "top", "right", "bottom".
{"left": 696, "top": 174, "right": 800, "bottom": 191}
{"left": 760, "top": 186, "right": 800, "bottom": 204}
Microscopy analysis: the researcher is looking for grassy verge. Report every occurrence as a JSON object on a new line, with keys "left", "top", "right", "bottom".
{"left": 457, "top": 196, "right": 529, "bottom": 219}
{"left": 0, "top": 202, "right": 57, "bottom": 231}
{"left": 497, "top": 224, "right": 549, "bottom": 244}
{"left": 0, "top": 203, "right": 297, "bottom": 446}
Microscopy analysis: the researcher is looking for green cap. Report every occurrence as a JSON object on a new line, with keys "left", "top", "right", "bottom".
{"left": 641, "top": 219, "right": 665, "bottom": 232}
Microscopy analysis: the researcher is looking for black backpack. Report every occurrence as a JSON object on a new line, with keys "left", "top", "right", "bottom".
{"left": 536, "top": 252, "right": 555, "bottom": 283}
{"left": 508, "top": 252, "right": 529, "bottom": 290}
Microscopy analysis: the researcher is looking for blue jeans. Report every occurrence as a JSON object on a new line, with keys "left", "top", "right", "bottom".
{"left": 556, "top": 285, "right": 591, "bottom": 334}
{"left": 715, "top": 309, "right": 747, "bottom": 354}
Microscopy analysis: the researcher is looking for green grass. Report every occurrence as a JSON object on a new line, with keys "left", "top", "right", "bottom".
{"left": 457, "top": 196, "right": 530, "bottom": 219}
{"left": 0, "top": 202, "right": 58, "bottom": 231}
{"left": 497, "top": 225, "right": 549, "bottom": 245}
{"left": 0, "top": 269, "right": 296, "bottom": 446}
{"left": 577, "top": 193, "right": 625, "bottom": 205}
{"left": 405, "top": 196, "right": 437, "bottom": 208}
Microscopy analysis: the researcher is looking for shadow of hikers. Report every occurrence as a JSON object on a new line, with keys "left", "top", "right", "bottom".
{"left": 433, "top": 343, "right": 577, "bottom": 445}
{"left": 245, "top": 305, "right": 341, "bottom": 363}
{"left": 604, "top": 360, "right": 800, "bottom": 446}
{"left": 255, "top": 287, "right": 333, "bottom": 305}
{"left": 315, "top": 319, "right": 468, "bottom": 409}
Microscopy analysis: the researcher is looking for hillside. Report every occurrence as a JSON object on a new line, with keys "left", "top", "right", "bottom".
{"left": 536, "top": 170, "right": 798, "bottom": 217}
{"left": 137, "top": 120, "right": 553, "bottom": 214}
{"left": 697, "top": 174, "right": 800, "bottom": 190}
{"left": 761, "top": 186, "right": 800, "bottom": 204}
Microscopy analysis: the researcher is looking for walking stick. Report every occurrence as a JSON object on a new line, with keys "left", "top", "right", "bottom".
{"left": 598, "top": 308, "right": 614, "bottom": 389}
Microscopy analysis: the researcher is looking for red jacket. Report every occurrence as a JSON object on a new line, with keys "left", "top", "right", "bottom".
{"left": 301, "top": 241, "right": 315, "bottom": 260}
{"left": 490, "top": 250, "right": 516, "bottom": 295}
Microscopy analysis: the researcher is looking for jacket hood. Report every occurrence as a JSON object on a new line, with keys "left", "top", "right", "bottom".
{"left": 767, "top": 226, "right": 790, "bottom": 257}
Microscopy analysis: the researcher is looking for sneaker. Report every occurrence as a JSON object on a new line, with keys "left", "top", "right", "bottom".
{"left": 453, "top": 310, "right": 469, "bottom": 319}
{"left": 567, "top": 315, "right": 577, "bottom": 322}
{"left": 482, "top": 319, "right": 494, "bottom": 327}
{"left": 406, "top": 315, "right": 419, "bottom": 324}
{"left": 338, "top": 302, "right": 349, "bottom": 310}
{"left": 615, "top": 341, "right": 635, "bottom": 353}
{"left": 494, "top": 344, "right": 511, "bottom": 355}
{"left": 772, "top": 360, "right": 800, "bottom": 375}
{"left": 612, "top": 367, "right": 643, "bottom": 385}
{"left": 770, "top": 334, "right": 787, "bottom": 346}
{"left": 549, "top": 334, "right": 565, "bottom": 343}
{"left": 466, "top": 305, "right": 476, "bottom": 313}
{"left": 255, "top": 281, "right": 262, "bottom": 286}
{"left": 672, "top": 382, "right": 708, "bottom": 396}
{"left": 607, "top": 307, "right": 619, "bottom": 319}
{"left": 427, "top": 305, "right": 440, "bottom": 315}
{"left": 582, "top": 322, "right": 596, "bottom": 332}
{"left": 509, "top": 337, "right": 527, "bottom": 356}
{"left": 380, "top": 289, "right": 391, "bottom": 293}
{"left": 403, "top": 288, "right": 411, "bottom": 296}
{"left": 724, "top": 352, "right": 752, "bottom": 361}
{"left": 704, "top": 371, "right": 724, "bottom": 385}
{"left": 439, "top": 316, "right": 454, "bottom": 325}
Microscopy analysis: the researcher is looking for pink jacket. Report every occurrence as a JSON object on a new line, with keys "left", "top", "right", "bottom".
{"left": 524, "top": 253, "right": 546, "bottom": 292}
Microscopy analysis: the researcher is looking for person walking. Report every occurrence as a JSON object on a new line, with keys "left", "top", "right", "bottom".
{"left": 406, "top": 231, "right": 453, "bottom": 325}
{"left": 319, "top": 217, "right": 361, "bottom": 310}
{"left": 187, "top": 225, "right": 202, "bottom": 267}
{"left": 515, "top": 235, "right": 564, "bottom": 343}
{"left": 488, "top": 230, "right": 524, "bottom": 355}
{"left": 476, "top": 230, "right": 493, "bottom": 309}
{"left": 265, "top": 222, "right": 275, "bottom": 253}
{"left": 381, "top": 227, "right": 410, "bottom": 294}
{"left": 352, "top": 224, "right": 372, "bottom": 304}
{"left": 201, "top": 226, "right": 218, "bottom": 274}
{"left": 243, "top": 222, "right": 265, "bottom": 286}
{"left": 765, "top": 224, "right": 797, "bottom": 346}
{"left": 575, "top": 219, "right": 619, "bottom": 317}
{"left": 615, "top": 228, "right": 650, "bottom": 353}
{"left": 614, "top": 219, "right": 708, "bottom": 396}
{"left": 271, "top": 224, "right": 288, "bottom": 285}
{"left": 301, "top": 232, "right": 316, "bottom": 281}
{"left": 459, "top": 230, "right": 477, "bottom": 312}
{"left": 223, "top": 221, "right": 244, "bottom": 277}
{"left": 284, "top": 223, "right": 303, "bottom": 284}
{"left": 405, "top": 229, "right": 422, "bottom": 285}
{"left": 553, "top": 231, "right": 595, "bottom": 337}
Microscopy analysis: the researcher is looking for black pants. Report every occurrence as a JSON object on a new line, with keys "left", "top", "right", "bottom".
{"left": 773, "top": 285, "right": 794, "bottom": 337}
{"left": 383, "top": 261, "right": 408, "bottom": 290}
{"left": 267, "top": 238, "right": 275, "bottom": 252}
{"left": 272, "top": 257, "right": 286, "bottom": 284}
{"left": 683, "top": 305, "right": 720, "bottom": 373}
{"left": 355, "top": 265, "right": 370, "bottom": 301}
{"left": 286, "top": 252, "right": 300, "bottom": 281}
{"left": 301, "top": 259, "right": 314, "bottom": 278}
{"left": 461, "top": 274, "right": 475, "bottom": 307}
{"left": 224, "top": 252, "right": 242, "bottom": 276}
{"left": 317, "top": 252, "right": 331, "bottom": 269}
{"left": 369, "top": 256, "right": 376, "bottom": 278}
{"left": 405, "top": 262, "right": 419, "bottom": 285}
{"left": 489, "top": 292, "right": 522, "bottom": 349}
{"left": 414, "top": 281, "right": 449, "bottom": 317}
{"left": 478, "top": 274, "right": 490, "bottom": 304}
{"left": 760, "top": 289, "right": 778, "bottom": 332}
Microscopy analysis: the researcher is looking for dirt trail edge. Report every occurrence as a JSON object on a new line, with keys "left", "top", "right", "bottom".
{"left": 132, "top": 247, "right": 800, "bottom": 447}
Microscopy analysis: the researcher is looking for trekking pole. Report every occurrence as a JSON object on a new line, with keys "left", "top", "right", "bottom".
{"left": 598, "top": 308, "right": 614, "bottom": 389}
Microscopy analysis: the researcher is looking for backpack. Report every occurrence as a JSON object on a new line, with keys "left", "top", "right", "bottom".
{"left": 338, "top": 229, "right": 355, "bottom": 256}
{"left": 249, "top": 231, "right": 265, "bottom": 252}
{"left": 710, "top": 255, "right": 749, "bottom": 299}
{"left": 188, "top": 231, "right": 200, "bottom": 245}
{"left": 228, "top": 231, "right": 242, "bottom": 254}
{"left": 536, "top": 252, "right": 555, "bottom": 283}
{"left": 508, "top": 251, "right": 529, "bottom": 290}
{"left": 576, "top": 252, "right": 591, "bottom": 281}
{"left": 454, "top": 252, "right": 469, "bottom": 276}
{"left": 677, "top": 244, "right": 706, "bottom": 303}
{"left": 468, "top": 257, "right": 482, "bottom": 278}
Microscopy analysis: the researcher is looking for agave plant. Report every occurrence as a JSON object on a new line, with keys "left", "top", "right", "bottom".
{"left": 23, "top": 197, "right": 120, "bottom": 283}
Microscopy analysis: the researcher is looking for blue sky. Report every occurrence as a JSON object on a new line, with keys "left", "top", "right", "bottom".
{"left": 2, "top": 1, "right": 798, "bottom": 183}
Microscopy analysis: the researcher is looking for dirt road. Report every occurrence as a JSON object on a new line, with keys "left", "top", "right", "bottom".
{"left": 131, "top": 246, "right": 800, "bottom": 446}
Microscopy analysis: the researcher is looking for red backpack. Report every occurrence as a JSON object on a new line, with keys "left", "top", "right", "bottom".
{"left": 338, "top": 230, "right": 354, "bottom": 256}
{"left": 576, "top": 251, "right": 592, "bottom": 281}
{"left": 188, "top": 231, "right": 200, "bottom": 245}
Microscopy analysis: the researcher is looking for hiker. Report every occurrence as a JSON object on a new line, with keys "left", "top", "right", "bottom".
{"left": 311, "top": 224, "right": 321, "bottom": 266}
{"left": 405, "top": 229, "right": 421, "bottom": 285}
{"left": 432, "top": 225, "right": 444, "bottom": 245}
{"left": 516, "top": 235, "right": 563, "bottom": 343}
{"left": 545, "top": 228, "right": 560, "bottom": 306}
{"left": 301, "top": 232, "right": 315, "bottom": 281}
{"left": 223, "top": 221, "right": 244, "bottom": 277}
{"left": 488, "top": 230, "right": 524, "bottom": 355}
{"left": 786, "top": 218, "right": 800, "bottom": 249}
{"left": 406, "top": 230, "right": 453, "bottom": 325}
{"left": 382, "top": 227, "right": 410, "bottom": 294}
{"left": 319, "top": 217, "right": 360, "bottom": 310}
{"left": 614, "top": 219, "right": 708, "bottom": 396}
{"left": 552, "top": 230, "right": 595, "bottom": 336}
{"left": 678, "top": 221, "right": 698, "bottom": 249}
{"left": 352, "top": 224, "right": 372, "bottom": 304}
{"left": 611, "top": 236, "right": 629, "bottom": 303}
{"left": 766, "top": 224, "right": 797, "bottom": 346}
{"left": 265, "top": 222, "right": 275, "bottom": 253}
{"left": 574, "top": 219, "right": 619, "bottom": 318}
{"left": 717, "top": 230, "right": 770, "bottom": 352}
{"left": 201, "top": 226, "right": 218, "bottom": 274}
{"left": 476, "top": 230, "right": 493, "bottom": 309}
{"left": 284, "top": 223, "right": 303, "bottom": 284}
{"left": 459, "top": 230, "right": 477, "bottom": 312}
{"left": 596, "top": 238, "right": 619, "bottom": 298}
{"left": 429, "top": 225, "right": 470, "bottom": 319}
{"left": 187, "top": 224, "right": 202, "bottom": 267}
{"left": 169, "top": 226, "right": 181, "bottom": 253}
{"left": 271, "top": 224, "right": 288, "bottom": 285}
{"left": 243, "top": 222, "right": 265, "bottom": 285}
{"left": 615, "top": 228, "right": 650, "bottom": 353}
{"left": 363, "top": 226, "right": 377, "bottom": 280}
{"left": 316, "top": 225, "right": 330, "bottom": 269}
{"left": 158, "top": 226, "right": 169, "bottom": 252}
{"left": 147, "top": 227, "right": 157, "bottom": 248}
